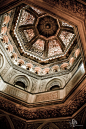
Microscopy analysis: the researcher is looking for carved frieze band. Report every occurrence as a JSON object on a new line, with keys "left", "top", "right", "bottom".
{"left": 0, "top": 80, "right": 85, "bottom": 120}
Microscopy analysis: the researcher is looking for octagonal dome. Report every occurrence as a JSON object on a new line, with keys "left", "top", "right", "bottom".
{"left": 0, "top": 4, "right": 81, "bottom": 77}
{"left": 13, "top": 5, "right": 75, "bottom": 63}
{"left": 37, "top": 15, "right": 59, "bottom": 38}
{"left": 0, "top": 2, "right": 84, "bottom": 96}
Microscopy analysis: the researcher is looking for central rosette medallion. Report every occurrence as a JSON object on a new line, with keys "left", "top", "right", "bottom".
{"left": 37, "top": 15, "right": 58, "bottom": 38}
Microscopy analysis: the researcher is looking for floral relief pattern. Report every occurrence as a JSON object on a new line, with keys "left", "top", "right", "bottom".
{"left": 33, "top": 39, "right": 45, "bottom": 51}
{"left": 24, "top": 29, "right": 35, "bottom": 42}
{"left": 30, "top": 47, "right": 44, "bottom": 57}
{"left": 48, "top": 40, "right": 62, "bottom": 57}
{"left": 19, "top": 10, "right": 35, "bottom": 26}
{"left": 59, "top": 31, "right": 74, "bottom": 47}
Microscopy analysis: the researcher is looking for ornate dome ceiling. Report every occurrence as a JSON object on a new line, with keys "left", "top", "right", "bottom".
{"left": 0, "top": 1, "right": 85, "bottom": 128}
{"left": 14, "top": 5, "right": 75, "bottom": 62}
{"left": 0, "top": 4, "right": 81, "bottom": 76}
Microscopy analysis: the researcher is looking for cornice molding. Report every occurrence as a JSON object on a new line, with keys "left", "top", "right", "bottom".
{"left": 0, "top": 40, "right": 82, "bottom": 80}
{"left": 0, "top": 77, "right": 85, "bottom": 120}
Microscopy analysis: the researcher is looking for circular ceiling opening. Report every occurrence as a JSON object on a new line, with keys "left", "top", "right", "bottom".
{"left": 45, "top": 23, "right": 51, "bottom": 29}
{"left": 37, "top": 15, "right": 58, "bottom": 38}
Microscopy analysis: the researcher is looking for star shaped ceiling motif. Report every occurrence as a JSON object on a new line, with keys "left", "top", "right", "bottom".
{"left": 13, "top": 5, "right": 75, "bottom": 63}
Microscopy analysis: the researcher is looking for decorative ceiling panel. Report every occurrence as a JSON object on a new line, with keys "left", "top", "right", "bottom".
{"left": 19, "top": 10, "right": 35, "bottom": 26}
{"left": 59, "top": 31, "right": 74, "bottom": 47}
{"left": 48, "top": 39, "right": 63, "bottom": 57}
{"left": 24, "top": 29, "right": 35, "bottom": 42}
{"left": 32, "top": 39, "right": 45, "bottom": 51}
